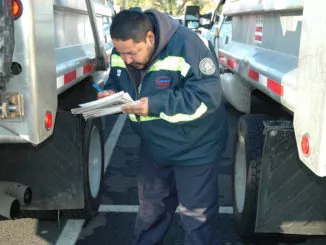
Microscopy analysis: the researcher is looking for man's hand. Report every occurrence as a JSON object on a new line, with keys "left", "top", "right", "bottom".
{"left": 122, "top": 97, "right": 149, "bottom": 116}
{"left": 98, "top": 90, "right": 116, "bottom": 99}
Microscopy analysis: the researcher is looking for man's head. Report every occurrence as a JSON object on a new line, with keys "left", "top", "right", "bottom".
{"left": 110, "top": 10, "right": 155, "bottom": 69}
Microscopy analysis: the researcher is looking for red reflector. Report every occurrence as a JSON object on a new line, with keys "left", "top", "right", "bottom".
{"left": 301, "top": 135, "right": 310, "bottom": 155}
{"left": 227, "top": 59, "right": 236, "bottom": 69}
{"left": 267, "top": 78, "right": 284, "bottom": 97}
{"left": 64, "top": 70, "right": 77, "bottom": 84}
{"left": 255, "top": 35, "right": 262, "bottom": 41}
{"left": 218, "top": 55, "right": 226, "bottom": 65}
{"left": 12, "top": 0, "right": 22, "bottom": 20}
{"left": 45, "top": 111, "right": 53, "bottom": 131}
{"left": 256, "top": 26, "right": 263, "bottom": 32}
{"left": 248, "top": 69, "right": 259, "bottom": 81}
{"left": 83, "top": 63, "right": 93, "bottom": 74}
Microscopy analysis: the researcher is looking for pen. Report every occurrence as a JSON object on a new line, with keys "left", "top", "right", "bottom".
{"left": 92, "top": 83, "right": 104, "bottom": 93}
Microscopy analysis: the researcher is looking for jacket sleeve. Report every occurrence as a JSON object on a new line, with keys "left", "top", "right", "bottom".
{"left": 147, "top": 34, "right": 223, "bottom": 124}
{"left": 103, "top": 50, "right": 122, "bottom": 92}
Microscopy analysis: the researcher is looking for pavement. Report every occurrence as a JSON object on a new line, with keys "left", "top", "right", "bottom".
{"left": 0, "top": 103, "right": 326, "bottom": 245}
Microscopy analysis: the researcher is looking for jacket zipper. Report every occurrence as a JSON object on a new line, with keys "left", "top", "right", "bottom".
{"left": 126, "top": 58, "right": 159, "bottom": 124}
{"left": 124, "top": 68, "right": 140, "bottom": 123}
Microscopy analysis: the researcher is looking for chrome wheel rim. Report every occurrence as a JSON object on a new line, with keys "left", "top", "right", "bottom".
{"left": 234, "top": 134, "right": 247, "bottom": 213}
{"left": 88, "top": 126, "right": 102, "bottom": 198}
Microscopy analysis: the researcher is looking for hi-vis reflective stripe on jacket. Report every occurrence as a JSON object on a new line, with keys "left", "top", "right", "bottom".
{"left": 111, "top": 54, "right": 191, "bottom": 77}
{"left": 129, "top": 102, "right": 208, "bottom": 123}
{"left": 112, "top": 53, "right": 209, "bottom": 123}
{"left": 149, "top": 56, "right": 190, "bottom": 77}
{"left": 111, "top": 54, "right": 126, "bottom": 68}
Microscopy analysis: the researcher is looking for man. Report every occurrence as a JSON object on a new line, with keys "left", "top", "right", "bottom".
{"left": 99, "top": 8, "right": 228, "bottom": 245}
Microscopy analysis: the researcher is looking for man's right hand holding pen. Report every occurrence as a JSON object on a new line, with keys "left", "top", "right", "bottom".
{"left": 97, "top": 90, "right": 116, "bottom": 99}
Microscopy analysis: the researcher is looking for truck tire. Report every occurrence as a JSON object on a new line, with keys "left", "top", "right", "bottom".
{"left": 232, "top": 114, "right": 272, "bottom": 237}
{"left": 63, "top": 118, "right": 104, "bottom": 220}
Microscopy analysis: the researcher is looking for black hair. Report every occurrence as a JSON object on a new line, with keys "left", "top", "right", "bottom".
{"left": 128, "top": 7, "right": 143, "bottom": 12}
{"left": 110, "top": 10, "right": 154, "bottom": 43}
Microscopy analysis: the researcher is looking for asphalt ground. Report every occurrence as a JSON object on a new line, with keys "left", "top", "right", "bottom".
{"left": 0, "top": 101, "right": 326, "bottom": 245}
{"left": 76, "top": 107, "right": 241, "bottom": 245}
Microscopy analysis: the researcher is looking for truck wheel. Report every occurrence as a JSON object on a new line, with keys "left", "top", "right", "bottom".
{"left": 64, "top": 118, "right": 104, "bottom": 220}
{"left": 232, "top": 114, "right": 272, "bottom": 237}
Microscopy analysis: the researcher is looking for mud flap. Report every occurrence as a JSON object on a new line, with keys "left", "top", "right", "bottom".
{"left": 0, "top": 0, "right": 15, "bottom": 88}
{"left": 255, "top": 121, "right": 326, "bottom": 235}
{"left": 0, "top": 111, "right": 86, "bottom": 211}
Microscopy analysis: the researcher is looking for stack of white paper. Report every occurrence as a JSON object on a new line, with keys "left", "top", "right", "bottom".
{"left": 71, "top": 91, "right": 140, "bottom": 120}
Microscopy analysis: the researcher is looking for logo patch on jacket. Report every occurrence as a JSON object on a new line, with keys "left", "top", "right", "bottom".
{"left": 199, "top": 58, "right": 216, "bottom": 75}
{"left": 155, "top": 76, "right": 171, "bottom": 89}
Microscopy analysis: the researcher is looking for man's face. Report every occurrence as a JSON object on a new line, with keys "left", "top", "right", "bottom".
{"left": 113, "top": 31, "right": 155, "bottom": 69}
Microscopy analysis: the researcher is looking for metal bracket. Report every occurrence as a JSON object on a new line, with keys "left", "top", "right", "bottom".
{"left": 0, "top": 93, "right": 24, "bottom": 119}
{"left": 85, "top": 0, "right": 108, "bottom": 71}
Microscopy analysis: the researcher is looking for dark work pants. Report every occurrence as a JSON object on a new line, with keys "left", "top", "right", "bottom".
{"left": 131, "top": 145, "right": 219, "bottom": 245}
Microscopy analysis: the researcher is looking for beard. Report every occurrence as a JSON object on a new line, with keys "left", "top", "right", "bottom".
{"left": 130, "top": 62, "right": 146, "bottom": 69}
{"left": 131, "top": 55, "right": 151, "bottom": 69}
{"left": 130, "top": 42, "right": 155, "bottom": 69}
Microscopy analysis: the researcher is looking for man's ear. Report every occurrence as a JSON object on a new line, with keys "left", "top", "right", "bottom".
{"left": 146, "top": 31, "right": 155, "bottom": 45}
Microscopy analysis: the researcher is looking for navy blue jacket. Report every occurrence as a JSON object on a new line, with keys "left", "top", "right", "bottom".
{"left": 104, "top": 9, "right": 228, "bottom": 166}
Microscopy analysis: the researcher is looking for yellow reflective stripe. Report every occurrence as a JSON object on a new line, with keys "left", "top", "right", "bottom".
{"left": 129, "top": 103, "right": 207, "bottom": 123}
{"left": 139, "top": 116, "right": 160, "bottom": 121}
{"left": 111, "top": 54, "right": 126, "bottom": 68}
{"left": 149, "top": 56, "right": 190, "bottom": 77}
{"left": 129, "top": 114, "right": 160, "bottom": 122}
{"left": 159, "top": 102, "right": 207, "bottom": 123}
{"left": 129, "top": 114, "right": 137, "bottom": 122}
